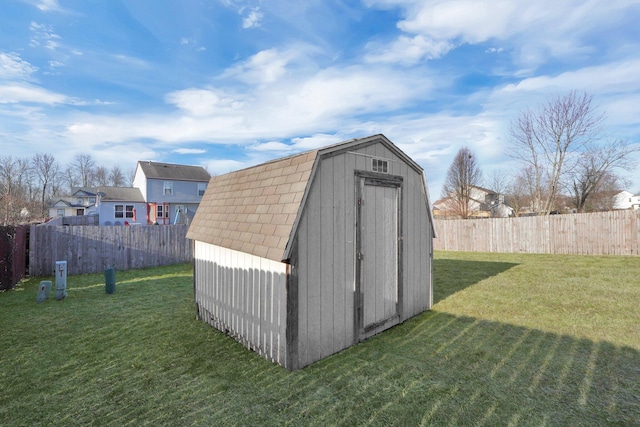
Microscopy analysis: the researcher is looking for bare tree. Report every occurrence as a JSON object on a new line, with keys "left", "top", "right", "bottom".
{"left": 568, "top": 139, "right": 639, "bottom": 212}
{"left": 441, "top": 147, "right": 483, "bottom": 219}
{"left": 72, "top": 153, "right": 96, "bottom": 187}
{"left": 577, "top": 171, "right": 623, "bottom": 212}
{"left": 126, "top": 167, "right": 136, "bottom": 187}
{"left": 109, "top": 165, "right": 126, "bottom": 187}
{"left": 32, "top": 153, "right": 59, "bottom": 217}
{"left": 94, "top": 166, "right": 109, "bottom": 186}
{"left": 0, "top": 156, "right": 31, "bottom": 225}
{"left": 63, "top": 165, "right": 76, "bottom": 192}
{"left": 509, "top": 91, "right": 604, "bottom": 215}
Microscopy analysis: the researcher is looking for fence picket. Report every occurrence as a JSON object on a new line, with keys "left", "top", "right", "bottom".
{"left": 29, "top": 225, "right": 192, "bottom": 276}
{"left": 434, "top": 210, "right": 640, "bottom": 256}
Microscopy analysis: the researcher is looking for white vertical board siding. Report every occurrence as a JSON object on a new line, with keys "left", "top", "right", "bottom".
{"left": 194, "top": 241, "right": 288, "bottom": 367}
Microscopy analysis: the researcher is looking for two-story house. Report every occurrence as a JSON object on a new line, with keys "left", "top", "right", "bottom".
{"left": 132, "top": 161, "right": 210, "bottom": 225}
{"left": 49, "top": 187, "right": 147, "bottom": 226}
{"left": 50, "top": 188, "right": 98, "bottom": 217}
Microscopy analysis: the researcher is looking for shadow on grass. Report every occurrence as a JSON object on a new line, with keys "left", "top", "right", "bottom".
{"left": 298, "top": 311, "right": 640, "bottom": 426}
{"left": 3, "top": 263, "right": 638, "bottom": 426}
{"left": 433, "top": 258, "right": 518, "bottom": 303}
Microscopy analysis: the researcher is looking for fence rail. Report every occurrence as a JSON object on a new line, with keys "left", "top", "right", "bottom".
{"left": 434, "top": 210, "right": 640, "bottom": 255}
{"left": 29, "top": 224, "right": 192, "bottom": 276}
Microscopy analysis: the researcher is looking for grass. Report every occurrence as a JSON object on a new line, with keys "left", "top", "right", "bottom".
{"left": 1, "top": 252, "right": 638, "bottom": 426}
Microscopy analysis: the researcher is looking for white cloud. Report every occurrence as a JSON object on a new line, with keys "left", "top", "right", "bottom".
{"left": 29, "top": 22, "right": 62, "bottom": 50}
{"left": 0, "top": 84, "right": 66, "bottom": 104}
{"left": 493, "top": 59, "right": 640, "bottom": 101}
{"left": 222, "top": 47, "right": 297, "bottom": 85}
{"left": 248, "top": 141, "right": 292, "bottom": 152}
{"left": 365, "top": 35, "right": 453, "bottom": 65}
{"left": 242, "top": 7, "right": 264, "bottom": 29}
{"left": 173, "top": 148, "right": 207, "bottom": 154}
{"left": 35, "top": 0, "right": 63, "bottom": 12}
{"left": 0, "top": 52, "right": 38, "bottom": 80}
{"left": 60, "top": 61, "right": 434, "bottom": 152}
{"left": 165, "top": 88, "right": 245, "bottom": 116}
{"left": 365, "top": 0, "right": 639, "bottom": 69}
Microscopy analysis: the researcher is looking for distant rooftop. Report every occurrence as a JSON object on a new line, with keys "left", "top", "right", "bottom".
{"left": 137, "top": 161, "right": 210, "bottom": 182}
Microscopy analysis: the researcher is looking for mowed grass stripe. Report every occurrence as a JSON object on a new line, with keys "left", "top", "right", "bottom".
{"left": 1, "top": 255, "right": 639, "bottom": 426}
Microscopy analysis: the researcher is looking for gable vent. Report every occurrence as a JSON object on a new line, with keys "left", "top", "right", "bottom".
{"left": 372, "top": 158, "right": 388, "bottom": 173}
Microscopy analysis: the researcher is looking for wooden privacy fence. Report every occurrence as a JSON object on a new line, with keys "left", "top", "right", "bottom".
{"left": 44, "top": 215, "right": 100, "bottom": 226}
{"left": 434, "top": 210, "right": 640, "bottom": 255}
{"left": 0, "top": 225, "right": 29, "bottom": 291}
{"left": 30, "top": 224, "right": 192, "bottom": 276}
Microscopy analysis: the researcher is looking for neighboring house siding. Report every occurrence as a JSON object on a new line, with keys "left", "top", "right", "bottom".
{"left": 98, "top": 201, "right": 147, "bottom": 226}
{"left": 146, "top": 179, "right": 206, "bottom": 204}
{"left": 132, "top": 167, "right": 147, "bottom": 200}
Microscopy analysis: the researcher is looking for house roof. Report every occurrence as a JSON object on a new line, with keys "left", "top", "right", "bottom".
{"left": 71, "top": 188, "right": 97, "bottom": 197}
{"left": 51, "top": 200, "right": 73, "bottom": 208}
{"left": 97, "top": 187, "right": 145, "bottom": 203}
{"left": 188, "top": 134, "right": 432, "bottom": 262}
{"left": 137, "top": 161, "right": 210, "bottom": 182}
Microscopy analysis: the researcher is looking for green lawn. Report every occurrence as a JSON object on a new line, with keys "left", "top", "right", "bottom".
{"left": 1, "top": 252, "right": 638, "bottom": 426}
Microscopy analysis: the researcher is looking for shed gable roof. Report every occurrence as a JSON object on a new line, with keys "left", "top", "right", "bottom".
{"left": 137, "top": 161, "right": 210, "bottom": 182}
{"left": 187, "top": 150, "right": 318, "bottom": 261}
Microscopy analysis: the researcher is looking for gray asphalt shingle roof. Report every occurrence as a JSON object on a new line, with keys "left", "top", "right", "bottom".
{"left": 137, "top": 161, "right": 210, "bottom": 181}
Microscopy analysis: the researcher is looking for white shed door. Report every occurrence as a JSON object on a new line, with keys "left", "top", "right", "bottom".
{"left": 359, "top": 181, "right": 400, "bottom": 337}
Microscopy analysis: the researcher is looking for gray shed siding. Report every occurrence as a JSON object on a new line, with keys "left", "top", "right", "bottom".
{"left": 290, "top": 141, "right": 433, "bottom": 369}
{"left": 189, "top": 135, "right": 433, "bottom": 371}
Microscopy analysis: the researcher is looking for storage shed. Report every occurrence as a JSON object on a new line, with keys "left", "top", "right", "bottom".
{"left": 187, "top": 134, "right": 435, "bottom": 370}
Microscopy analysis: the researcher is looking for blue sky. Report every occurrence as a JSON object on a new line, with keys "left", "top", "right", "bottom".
{"left": 1, "top": 0, "right": 640, "bottom": 198}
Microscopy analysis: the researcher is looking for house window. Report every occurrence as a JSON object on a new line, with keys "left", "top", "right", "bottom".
{"left": 157, "top": 204, "right": 170, "bottom": 218}
{"left": 115, "top": 205, "right": 124, "bottom": 218}
{"left": 163, "top": 181, "right": 173, "bottom": 196}
{"left": 372, "top": 158, "right": 388, "bottom": 173}
{"left": 89, "top": 197, "right": 96, "bottom": 204}
{"left": 76, "top": 208, "right": 84, "bottom": 216}
{"left": 125, "top": 205, "right": 134, "bottom": 219}
{"left": 77, "top": 198, "right": 83, "bottom": 205}
{"left": 198, "top": 183, "right": 206, "bottom": 196}
{"left": 57, "top": 209, "right": 65, "bottom": 217}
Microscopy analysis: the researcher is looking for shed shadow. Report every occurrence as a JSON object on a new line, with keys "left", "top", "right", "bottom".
{"left": 433, "top": 258, "right": 518, "bottom": 304}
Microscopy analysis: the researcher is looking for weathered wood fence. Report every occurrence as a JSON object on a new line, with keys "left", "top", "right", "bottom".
{"left": 30, "top": 224, "right": 192, "bottom": 276}
{"left": 0, "top": 225, "right": 29, "bottom": 290}
{"left": 44, "top": 215, "right": 99, "bottom": 226}
{"left": 434, "top": 210, "right": 640, "bottom": 255}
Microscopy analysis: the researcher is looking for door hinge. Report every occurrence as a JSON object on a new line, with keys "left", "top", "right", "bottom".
{"left": 358, "top": 197, "right": 363, "bottom": 206}
{"left": 357, "top": 252, "right": 364, "bottom": 260}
